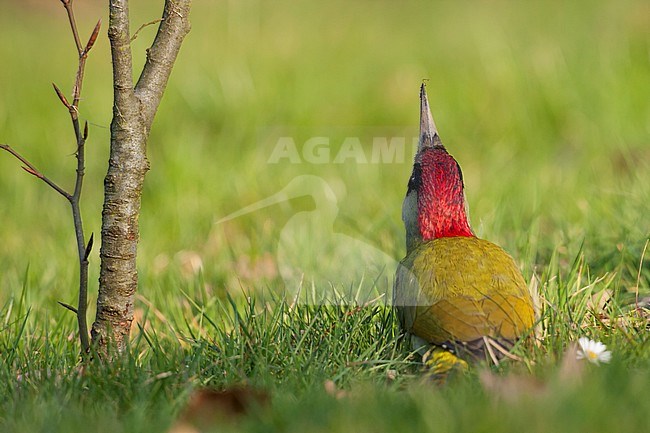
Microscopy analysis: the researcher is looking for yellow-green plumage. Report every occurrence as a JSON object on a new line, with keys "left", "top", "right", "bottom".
{"left": 396, "top": 237, "right": 534, "bottom": 350}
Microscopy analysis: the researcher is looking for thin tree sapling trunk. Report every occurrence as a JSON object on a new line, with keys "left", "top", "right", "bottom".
{"left": 91, "top": 0, "right": 192, "bottom": 356}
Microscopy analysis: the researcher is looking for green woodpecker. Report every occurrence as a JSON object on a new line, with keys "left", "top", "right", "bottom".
{"left": 394, "top": 84, "right": 534, "bottom": 367}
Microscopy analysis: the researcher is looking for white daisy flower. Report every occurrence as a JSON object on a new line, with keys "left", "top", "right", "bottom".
{"left": 576, "top": 337, "right": 612, "bottom": 364}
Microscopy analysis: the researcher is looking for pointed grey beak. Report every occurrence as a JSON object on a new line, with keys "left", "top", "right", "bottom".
{"left": 419, "top": 83, "right": 441, "bottom": 150}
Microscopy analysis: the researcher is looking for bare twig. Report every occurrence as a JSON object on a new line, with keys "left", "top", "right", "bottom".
{"left": 130, "top": 18, "right": 163, "bottom": 42}
{"left": 59, "top": 3, "right": 101, "bottom": 357}
{"left": 58, "top": 301, "right": 79, "bottom": 314}
{"left": 61, "top": 0, "right": 83, "bottom": 55}
{"left": 0, "top": 144, "right": 71, "bottom": 200}
{"left": 84, "top": 233, "right": 94, "bottom": 262}
{"left": 72, "top": 19, "right": 101, "bottom": 109}
{"left": 635, "top": 239, "right": 649, "bottom": 313}
{"left": 1, "top": 1, "right": 100, "bottom": 356}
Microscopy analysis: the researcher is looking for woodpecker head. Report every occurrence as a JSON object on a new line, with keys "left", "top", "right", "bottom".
{"left": 402, "top": 84, "right": 473, "bottom": 251}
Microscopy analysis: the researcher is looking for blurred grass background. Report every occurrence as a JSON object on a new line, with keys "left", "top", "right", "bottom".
{"left": 0, "top": 0, "right": 649, "bottom": 432}
{"left": 1, "top": 0, "right": 649, "bottom": 292}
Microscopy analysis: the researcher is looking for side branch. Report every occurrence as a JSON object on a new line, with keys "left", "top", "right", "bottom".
{"left": 130, "top": 19, "right": 162, "bottom": 42}
{"left": 0, "top": 144, "right": 71, "bottom": 200}
{"left": 61, "top": 0, "right": 83, "bottom": 55}
{"left": 72, "top": 20, "right": 101, "bottom": 109}
{"left": 135, "top": 0, "right": 192, "bottom": 131}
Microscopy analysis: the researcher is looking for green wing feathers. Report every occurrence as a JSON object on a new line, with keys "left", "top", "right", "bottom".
{"left": 394, "top": 237, "right": 535, "bottom": 351}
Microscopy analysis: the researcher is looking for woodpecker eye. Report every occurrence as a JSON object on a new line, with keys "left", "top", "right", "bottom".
{"left": 407, "top": 163, "right": 422, "bottom": 194}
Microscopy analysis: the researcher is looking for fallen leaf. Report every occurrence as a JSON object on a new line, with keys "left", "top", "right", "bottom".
{"left": 234, "top": 252, "right": 278, "bottom": 280}
{"left": 170, "top": 386, "right": 269, "bottom": 432}
{"left": 587, "top": 289, "right": 612, "bottom": 314}
{"left": 479, "top": 370, "right": 546, "bottom": 403}
{"left": 557, "top": 343, "right": 586, "bottom": 385}
{"left": 324, "top": 380, "right": 347, "bottom": 399}
{"left": 480, "top": 343, "right": 591, "bottom": 404}
{"left": 176, "top": 250, "right": 204, "bottom": 278}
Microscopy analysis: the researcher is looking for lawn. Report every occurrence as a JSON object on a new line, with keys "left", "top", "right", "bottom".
{"left": 1, "top": 1, "right": 649, "bottom": 432}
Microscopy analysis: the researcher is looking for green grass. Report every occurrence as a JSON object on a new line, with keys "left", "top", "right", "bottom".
{"left": 1, "top": 0, "right": 649, "bottom": 432}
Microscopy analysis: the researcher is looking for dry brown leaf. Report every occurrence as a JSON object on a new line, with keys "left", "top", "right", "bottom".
{"left": 170, "top": 386, "right": 269, "bottom": 432}
{"left": 234, "top": 252, "right": 279, "bottom": 281}
{"left": 557, "top": 343, "right": 586, "bottom": 385}
{"left": 587, "top": 289, "right": 612, "bottom": 314}
{"left": 131, "top": 307, "right": 148, "bottom": 337}
{"left": 479, "top": 370, "right": 546, "bottom": 404}
{"left": 481, "top": 343, "right": 591, "bottom": 404}
{"left": 176, "top": 250, "right": 204, "bottom": 278}
{"left": 324, "top": 380, "right": 347, "bottom": 399}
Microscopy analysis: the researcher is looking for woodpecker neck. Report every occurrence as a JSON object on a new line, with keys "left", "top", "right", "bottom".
{"left": 415, "top": 147, "right": 473, "bottom": 240}
{"left": 402, "top": 84, "right": 474, "bottom": 250}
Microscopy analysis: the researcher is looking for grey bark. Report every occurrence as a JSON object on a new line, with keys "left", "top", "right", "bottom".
{"left": 92, "top": 0, "right": 191, "bottom": 356}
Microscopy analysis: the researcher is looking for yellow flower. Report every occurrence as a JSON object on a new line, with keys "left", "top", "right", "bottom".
{"left": 576, "top": 337, "right": 612, "bottom": 364}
